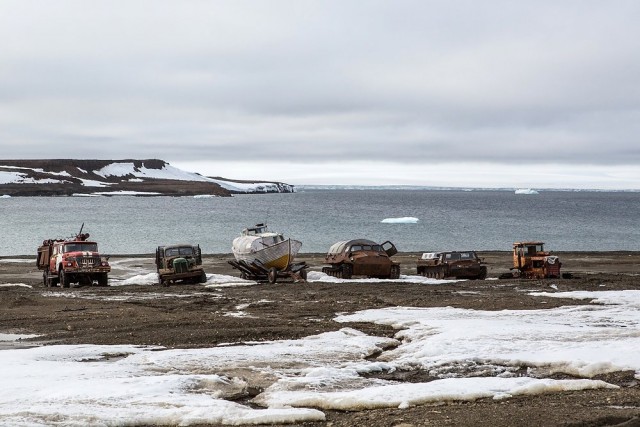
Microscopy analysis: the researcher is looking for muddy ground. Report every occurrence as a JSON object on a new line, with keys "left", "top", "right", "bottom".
{"left": 1, "top": 251, "right": 640, "bottom": 427}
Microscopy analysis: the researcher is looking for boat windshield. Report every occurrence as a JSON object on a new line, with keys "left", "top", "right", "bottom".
{"left": 261, "top": 235, "right": 285, "bottom": 246}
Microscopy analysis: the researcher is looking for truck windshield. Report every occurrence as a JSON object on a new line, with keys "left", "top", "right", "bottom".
{"left": 165, "top": 247, "right": 194, "bottom": 257}
{"left": 64, "top": 243, "right": 98, "bottom": 253}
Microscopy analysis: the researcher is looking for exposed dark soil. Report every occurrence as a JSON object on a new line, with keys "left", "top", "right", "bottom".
{"left": 1, "top": 251, "right": 640, "bottom": 426}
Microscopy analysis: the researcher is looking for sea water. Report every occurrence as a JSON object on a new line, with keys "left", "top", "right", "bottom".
{"left": 0, "top": 189, "right": 639, "bottom": 256}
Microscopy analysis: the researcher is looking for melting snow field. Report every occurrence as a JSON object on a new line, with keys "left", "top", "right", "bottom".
{"left": 2, "top": 290, "right": 640, "bottom": 425}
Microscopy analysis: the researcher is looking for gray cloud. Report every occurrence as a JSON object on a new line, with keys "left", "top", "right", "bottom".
{"left": 1, "top": 0, "right": 640, "bottom": 172}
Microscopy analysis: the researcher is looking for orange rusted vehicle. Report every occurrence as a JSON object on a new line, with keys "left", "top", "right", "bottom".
{"left": 322, "top": 239, "right": 400, "bottom": 279}
{"left": 500, "top": 241, "right": 562, "bottom": 279}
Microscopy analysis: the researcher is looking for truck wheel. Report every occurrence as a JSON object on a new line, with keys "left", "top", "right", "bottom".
{"left": 43, "top": 272, "right": 48, "bottom": 287}
{"left": 477, "top": 266, "right": 488, "bottom": 280}
{"left": 199, "top": 271, "right": 207, "bottom": 284}
{"left": 268, "top": 268, "right": 278, "bottom": 284}
{"left": 98, "top": 273, "right": 108, "bottom": 286}
{"left": 299, "top": 269, "right": 308, "bottom": 281}
{"left": 59, "top": 270, "right": 69, "bottom": 288}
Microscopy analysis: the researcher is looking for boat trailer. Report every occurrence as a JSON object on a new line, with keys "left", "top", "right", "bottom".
{"left": 228, "top": 259, "right": 308, "bottom": 284}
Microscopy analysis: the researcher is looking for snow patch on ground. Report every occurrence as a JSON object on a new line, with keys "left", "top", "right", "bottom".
{"left": 336, "top": 291, "right": 640, "bottom": 379}
{"left": 0, "top": 328, "right": 390, "bottom": 425}
{"left": 91, "top": 190, "right": 162, "bottom": 196}
{"left": 307, "top": 271, "right": 461, "bottom": 285}
{"left": 0, "top": 283, "right": 32, "bottom": 288}
{"left": 0, "top": 333, "right": 41, "bottom": 341}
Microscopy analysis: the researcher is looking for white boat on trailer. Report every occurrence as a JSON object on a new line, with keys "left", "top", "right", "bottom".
{"left": 230, "top": 223, "right": 305, "bottom": 283}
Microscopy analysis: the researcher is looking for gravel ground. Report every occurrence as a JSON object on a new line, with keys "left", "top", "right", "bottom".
{"left": 1, "top": 251, "right": 640, "bottom": 426}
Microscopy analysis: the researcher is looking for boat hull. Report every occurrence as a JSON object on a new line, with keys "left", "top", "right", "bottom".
{"left": 233, "top": 238, "right": 302, "bottom": 270}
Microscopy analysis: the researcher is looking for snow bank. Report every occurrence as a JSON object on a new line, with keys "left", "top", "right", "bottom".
{"left": 204, "top": 274, "right": 257, "bottom": 287}
{"left": 92, "top": 190, "right": 162, "bottom": 196}
{"left": 0, "top": 283, "right": 32, "bottom": 288}
{"left": 529, "top": 290, "right": 640, "bottom": 308}
{"left": 0, "top": 333, "right": 40, "bottom": 341}
{"left": 0, "top": 194, "right": 11, "bottom": 198}
{"left": 307, "top": 271, "right": 461, "bottom": 285}
{"left": 0, "top": 171, "right": 65, "bottom": 185}
{"left": 95, "top": 162, "right": 208, "bottom": 182}
{"left": 108, "top": 272, "right": 257, "bottom": 287}
{"left": 110, "top": 272, "right": 159, "bottom": 286}
{"left": 258, "top": 377, "right": 615, "bottom": 410}
{"left": 381, "top": 217, "right": 419, "bottom": 223}
{"left": 0, "top": 328, "right": 392, "bottom": 425}
{"left": 336, "top": 290, "right": 640, "bottom": 379}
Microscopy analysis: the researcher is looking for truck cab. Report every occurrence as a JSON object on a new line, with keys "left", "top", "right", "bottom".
{"left": 155, "top": 244, "right": 207, "bottom": 285}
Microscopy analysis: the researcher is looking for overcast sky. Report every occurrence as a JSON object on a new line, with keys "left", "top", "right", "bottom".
{"left": 1, "top": 1, "right": 639, "bottom": 188}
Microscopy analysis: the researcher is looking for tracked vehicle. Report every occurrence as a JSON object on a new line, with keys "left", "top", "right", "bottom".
{"left": 322, "top": 239, "right": 400, "bottom": 279}
{"left": 500, "top": 241, "right": 562, "bottom": 279}
{"left": 417, "top": 251, "right": 487, "bottom": 279}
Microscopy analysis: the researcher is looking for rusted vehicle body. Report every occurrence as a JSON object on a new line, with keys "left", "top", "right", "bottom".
{"left": 155, "top": 244, "right": 207, "bottom": 286}
{"left": 37, "top": 225, "right": 110, "bottom": 288}
{"left": 322, "top": 239, "right": 400, "bottom": 279}
{"left": 417, "top": 251, "right": 487, "bottom": 279}
{"left": 500, "top": 241, "right": 562, "bottom": 279}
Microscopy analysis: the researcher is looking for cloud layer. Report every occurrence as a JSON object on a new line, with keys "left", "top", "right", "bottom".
{"left": 1, "top": 1, "right": 639, "bottom": 185}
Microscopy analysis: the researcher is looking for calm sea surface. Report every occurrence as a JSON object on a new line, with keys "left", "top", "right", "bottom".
{"left": 1, "top": 189, "right": 639, "bottom": 256}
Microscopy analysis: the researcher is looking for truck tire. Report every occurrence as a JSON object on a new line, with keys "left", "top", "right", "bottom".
{"left": 477, "top": 266, "right": 488, "bottom": 280}
{"left": 59, "top": 269, "right": 69, "bottom": 288}
{"left": 43, "top": 272, "right": 48, "bottom": 287}
{"left": 98, "top": 273, "right": 108, "bottom": 286}
{"left": 199, "top": 271, "right": 207, "bottom": 284}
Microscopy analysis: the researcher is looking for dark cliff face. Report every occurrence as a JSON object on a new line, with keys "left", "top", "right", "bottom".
{"left": 0, "top": 159, "right": 295, "bottom": 197}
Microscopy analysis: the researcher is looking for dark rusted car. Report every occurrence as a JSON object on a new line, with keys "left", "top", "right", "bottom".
{"left": 322, "top": 239, "right": 400, "bottom": 279}
{"left": 416, "top": 251, "right": 487, "bottom": 279}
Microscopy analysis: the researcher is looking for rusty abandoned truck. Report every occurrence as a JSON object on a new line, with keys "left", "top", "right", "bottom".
{"left": 322, "top": 239, "right": 400, "bottom": 279}
{"left": 417, "top": 251, "right": 488, "bottom": 279}
{"left": 155, "top": 244, "right": 207, "bottom": 286}
{"left": 37, "top": 226, "right": 111, "bottom": 288}
{"left": 499, "top": 241, "right": 562, "bottom": 279}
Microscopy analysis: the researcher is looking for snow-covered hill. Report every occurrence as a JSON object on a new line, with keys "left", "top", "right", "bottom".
{"left": 0, "top": 159, "right": 295, "bottom": 197}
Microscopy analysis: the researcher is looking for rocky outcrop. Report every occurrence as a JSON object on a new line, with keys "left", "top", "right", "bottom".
{"left": 0, "top": 159, "right": 295, "bottom": 197}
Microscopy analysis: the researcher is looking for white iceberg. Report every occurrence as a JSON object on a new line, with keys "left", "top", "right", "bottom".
{"left": 381, "top": 217, "right": 419, "bottom": 224}
{"left": 515, "top": 188, "right": 539, "bottom": 195}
